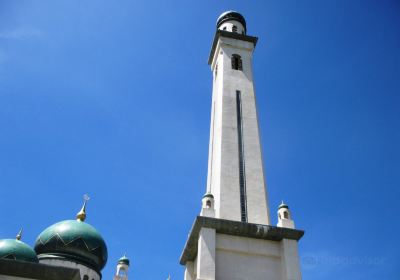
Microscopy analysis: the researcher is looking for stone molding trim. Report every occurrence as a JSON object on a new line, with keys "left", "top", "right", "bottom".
{"left": 208, "top": 30, "right": 258, "bottom": 65}
{"left": 180, "top": 216, "right": 304, "bottom": 265}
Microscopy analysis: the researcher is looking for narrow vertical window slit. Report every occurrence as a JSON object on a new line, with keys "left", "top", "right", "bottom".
{"left": 236, "top": 90, "right": 247, "bottom": 222}
{"left": 208, "top": 102, "right": 216, "bottom": 193}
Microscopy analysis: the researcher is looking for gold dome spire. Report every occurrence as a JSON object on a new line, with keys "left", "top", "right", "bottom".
{"left": 76, "top": 194, "right": 90, "bottom": 222}
{"left": 16, "top": 228, "right": 23, "bottom": 240}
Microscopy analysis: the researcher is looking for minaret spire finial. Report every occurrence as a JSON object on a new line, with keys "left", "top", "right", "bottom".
{"left": 76, "top": 194, "right": 90, "bottom": 222}
{"left": 16, "top": 228, "right": 23, "bottom": 240}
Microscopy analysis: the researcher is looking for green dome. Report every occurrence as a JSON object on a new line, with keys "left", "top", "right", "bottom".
{"left": 34, "top": 220, "right": 108, "bottom": 271}
{"left": 118, "top": 255, "right": 130, "bottom": 266}
{"left": 0, "top": 239, "right": 38, "bottom": 263}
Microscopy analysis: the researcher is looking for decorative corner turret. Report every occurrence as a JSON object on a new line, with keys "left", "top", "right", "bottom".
{"left": 114, "top": 255, "right": 130, "bottom": 280}
{"left": 277, "top": 201, "right": 295, "bottom": 229}
{"left": 200, "top": 193, "right": 215, "bottom": 218}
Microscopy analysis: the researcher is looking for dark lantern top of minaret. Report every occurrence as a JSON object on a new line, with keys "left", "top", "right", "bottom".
{"left": 216, "top": 11, "right": 247, "bottom": 34}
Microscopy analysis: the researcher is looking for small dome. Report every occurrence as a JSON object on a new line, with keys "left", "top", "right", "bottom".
{"left": 118, "top": 255, "right": 130, "bottom": 266}
{"left": 34, "top": 220, "right": 108, "bottom": 271}
{"left": 279, "top": 201, "right": 289, "bottom": 210}
{"left": 217, "top": 11, "right": 247, "bottom": 32}
{"left": 0, "top": 239, "right": 38, "bottom": 263}
{"left": 203, "top": 193, "right": 214, "bottom": 199}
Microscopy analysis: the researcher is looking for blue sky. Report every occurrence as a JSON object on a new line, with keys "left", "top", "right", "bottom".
{"left": 0, "top": 0, "right": 399, "bottom": 279}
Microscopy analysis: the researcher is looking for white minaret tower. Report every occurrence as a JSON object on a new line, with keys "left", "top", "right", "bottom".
{"left": 180, "top": 11, "right": 304, "bottom": 280}
{"left": 113, "top": 255, "right": 129, "bottom": 280}
{"left": 205, "top": 11, "right": 270, "bottom": 225}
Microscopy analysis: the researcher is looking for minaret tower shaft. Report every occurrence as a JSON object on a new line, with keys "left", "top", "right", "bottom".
{"left": 206, "top": 11, "right": 270, "bottom": 224}
{"left": 180, "top": 11, "right": 304, "bottom": 280}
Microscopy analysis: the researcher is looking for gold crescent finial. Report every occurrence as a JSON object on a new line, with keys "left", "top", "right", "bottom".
{"left": 16, "top": 228, "right": 23, "bottom": 240}
{"left": 76, "top": 194, "right": 90, "bottom": 222}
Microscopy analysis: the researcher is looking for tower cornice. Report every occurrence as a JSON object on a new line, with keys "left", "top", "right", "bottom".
{"left": 208, "top": 30, "right": 258, "bottom": 65}
{"left": 180, "top": 216, "right": 304, "bottom": 265}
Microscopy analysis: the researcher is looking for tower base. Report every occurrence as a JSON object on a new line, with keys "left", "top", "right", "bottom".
{"left": 180, "top": 216, "right": 304, "bottom": 280}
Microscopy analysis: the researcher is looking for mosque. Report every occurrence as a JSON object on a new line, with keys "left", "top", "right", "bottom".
{"left": 0, "top": 195, "right": 129, "bottom": 280}
{"left": 0, "top": 11, "right": 303, "bottom": 280}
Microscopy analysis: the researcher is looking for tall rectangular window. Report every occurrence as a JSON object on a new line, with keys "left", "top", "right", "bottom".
{"left": 232, "top": 54, "right": 243, "bottom": 71}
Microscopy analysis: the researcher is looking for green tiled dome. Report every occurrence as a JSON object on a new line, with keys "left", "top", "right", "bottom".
{"left": 34, "top": 220, "right": 108, "bottom": 271}
{"left": 0, "top": 239, "right": 38, "bottom": 263}
{"left": 118, "top": 255, "right": 130, "bottom": 266}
